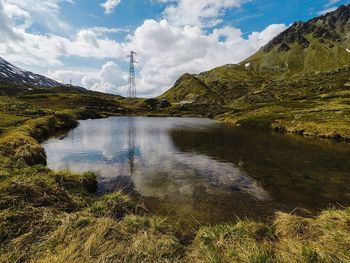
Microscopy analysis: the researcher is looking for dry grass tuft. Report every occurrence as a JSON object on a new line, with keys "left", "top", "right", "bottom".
{"left": 0, "top": 132, "right": 46, "bottom": 166}
{"left": 274, "top": 209, "right": 350, "bottom": 263}
{"left": 36, "top": 214, "right": 183, "bottom": 263}
{"left": 187, "top": 210, "right": 350, "bottom": 263}
{"left": 186, "top": 220, "right": 276, "bottom": 263}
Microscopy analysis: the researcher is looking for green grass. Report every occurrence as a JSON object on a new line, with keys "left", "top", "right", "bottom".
{"left": 160, "top": 73, "right": 224, "bottom": 104}
{"left": 186, "top": 209, "right": 350, "bottom": 263}
{"left": 217, "top": 91, "right": 350, "bottom": 140}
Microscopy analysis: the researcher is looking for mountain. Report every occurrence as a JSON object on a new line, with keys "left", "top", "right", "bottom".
{"left": 0, "top": 57, "right": 61, "bottom": 88}
{"left": 161, "top": 73, "right": 224, "bottom": 104}
{"left": 162, "top": 5, "right": 350, "bottom": 105}
{"left": 242, "top": 4, "right": 350, "bottom": 75}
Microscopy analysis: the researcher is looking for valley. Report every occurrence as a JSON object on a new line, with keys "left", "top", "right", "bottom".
{"left": 1, "top": 4, "right": 350, "bottom": 263}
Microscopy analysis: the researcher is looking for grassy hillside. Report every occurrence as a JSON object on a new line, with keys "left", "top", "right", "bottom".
{"left": 215, "top": 66, "right": 350, "bottom": 140}
{"left": 160, "top": 73, "right": 224, "bottom": 104}
{"left": 161, "top": 64, "right": 350, "bottom": 140}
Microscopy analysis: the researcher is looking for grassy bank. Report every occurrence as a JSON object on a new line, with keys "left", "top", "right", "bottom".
{"left": 1, "top": 164, "right": 349, "bottom": 262}
{"left": 216, "top": 89, "right": 350, "bottom": 141}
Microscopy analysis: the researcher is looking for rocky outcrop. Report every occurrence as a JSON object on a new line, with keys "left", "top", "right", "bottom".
{"left": 263, "top": 4, "right": 350, "bottom": 53}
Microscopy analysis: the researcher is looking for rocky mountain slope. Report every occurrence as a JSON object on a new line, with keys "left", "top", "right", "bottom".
{"left": 0, "top": 57, "right": 61, "bottom": 88}
{"left": 243, "top": 4, "right": 350, "bottom": 74}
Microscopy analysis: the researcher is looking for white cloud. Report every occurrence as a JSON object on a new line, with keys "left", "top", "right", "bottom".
{"left": 318, "top": 0, "right": 341, "bottom": 15}
{"left": 0, "top": 1, "right": 23, "bottom": 42}
{"left": 101, "top": 0, "right": 121, "bottom": 14}
{"left": 0, "top": 25, "right": 124, "bottom": 67}
{"left": 160, "top": 0, "right": 250, "bottom": 27}
{"left": 247, "top": 24, "right": 288, "bottom": 49}
{"left": 317, "top": 6, "right": 337, "bottom": 15}
{"left": 324, "top": 0, "right": 340, "bottom": 7}
{"left": 48, "top": 62, "right": 128, "bottom": 94}
{"left": 2, "top": 0, "right": 72, "bottom": 34}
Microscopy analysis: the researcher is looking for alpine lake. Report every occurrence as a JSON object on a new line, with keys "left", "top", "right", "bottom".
{"left": 42, "top": 117, "right": 350, "bottom": 225}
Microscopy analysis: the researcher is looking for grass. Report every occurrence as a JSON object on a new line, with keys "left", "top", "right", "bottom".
{"left": 1, "top": 164, "right": 348, "bottom": 263}
{"left": 187, "top": 209, "right": 350, "bottom": 263}
{"left": 0, "top": 113, "right": 79, "bottom": 166}
{"left": 0, "top": 163, "right": 185, "bottom": 263}
{"left": 217, "top": 91, "right": 350, "bottom": 140}
{"left": 37, "top": 215, "right": 183, "bottom": 263}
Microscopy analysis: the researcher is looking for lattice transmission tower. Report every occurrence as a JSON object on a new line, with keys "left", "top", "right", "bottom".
{"left": 127, "top": 51, "right": 137, "bottom": 98}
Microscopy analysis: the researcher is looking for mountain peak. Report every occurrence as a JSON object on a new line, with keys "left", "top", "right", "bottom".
{"left": 241, "top": 4, "right": 350, "bottom": 74}
{"left": 0, "top": 57, "right": 61, "bottom": 88}
{"left": 262, "top": 4, "right": 350, "bottom": 53}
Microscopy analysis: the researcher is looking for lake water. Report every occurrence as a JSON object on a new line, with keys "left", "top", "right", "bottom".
{"left": 42, "top": 117, "right": 350, "bottom": 224}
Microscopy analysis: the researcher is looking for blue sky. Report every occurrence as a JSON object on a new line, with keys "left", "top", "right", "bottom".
{"left": 0, "top": 0, "right": 348, "bottom": 96}
{"left": 57, "top": 0, "right": 348, "bottom": 36}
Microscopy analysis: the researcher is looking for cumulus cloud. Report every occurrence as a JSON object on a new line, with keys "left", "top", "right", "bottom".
{"left": 101, "top": 0, "right": 121, "bottom": 14}
{"left": 48, "top": 62, "right": 128, "bottom": 94}
{"left": 0, "top": 25, "right": 123, "bottom": 67}
{"left": 160, "top": 0, "right": 250, "bottom": 27}
{"left": 0, "top": 1, "right": 23, "bottom": 42}
{"left": 3, "top": 0, "right": 72, "bottom": 34}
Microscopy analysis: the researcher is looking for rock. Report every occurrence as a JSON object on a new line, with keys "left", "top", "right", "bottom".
{"left": 143, "top": 98, "right": 171, "bottom": 110}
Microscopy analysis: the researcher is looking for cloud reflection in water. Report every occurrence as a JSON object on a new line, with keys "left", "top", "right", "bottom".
{"left": 43, "top": 117, "right": 268, "bottom": 202}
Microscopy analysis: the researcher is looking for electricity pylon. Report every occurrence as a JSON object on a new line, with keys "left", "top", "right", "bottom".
{"left": 127, "top": 51, "right": 137, "bottom": 98}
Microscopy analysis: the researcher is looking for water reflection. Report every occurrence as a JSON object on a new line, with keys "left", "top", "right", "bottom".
{"left": 42, "top": 117, "right": 350, "bottom": 224}
{"left": 127, "top": 117, "right": 136, "bottom": 176}
{"left": 170, "top": 127, "right": 350, "bottom": 210}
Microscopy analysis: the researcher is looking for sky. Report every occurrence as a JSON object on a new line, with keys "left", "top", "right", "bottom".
{"left": 0, "top": 0, "right": 349, "bottom": 97}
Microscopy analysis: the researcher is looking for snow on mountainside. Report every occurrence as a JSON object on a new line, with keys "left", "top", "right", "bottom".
{"left": 0, "top": 57, "right": 61, "bottom": 88}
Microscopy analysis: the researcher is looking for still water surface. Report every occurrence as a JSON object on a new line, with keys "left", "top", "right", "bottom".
{"left": 42, "top": 117, "right": 350, "bottom": 224}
